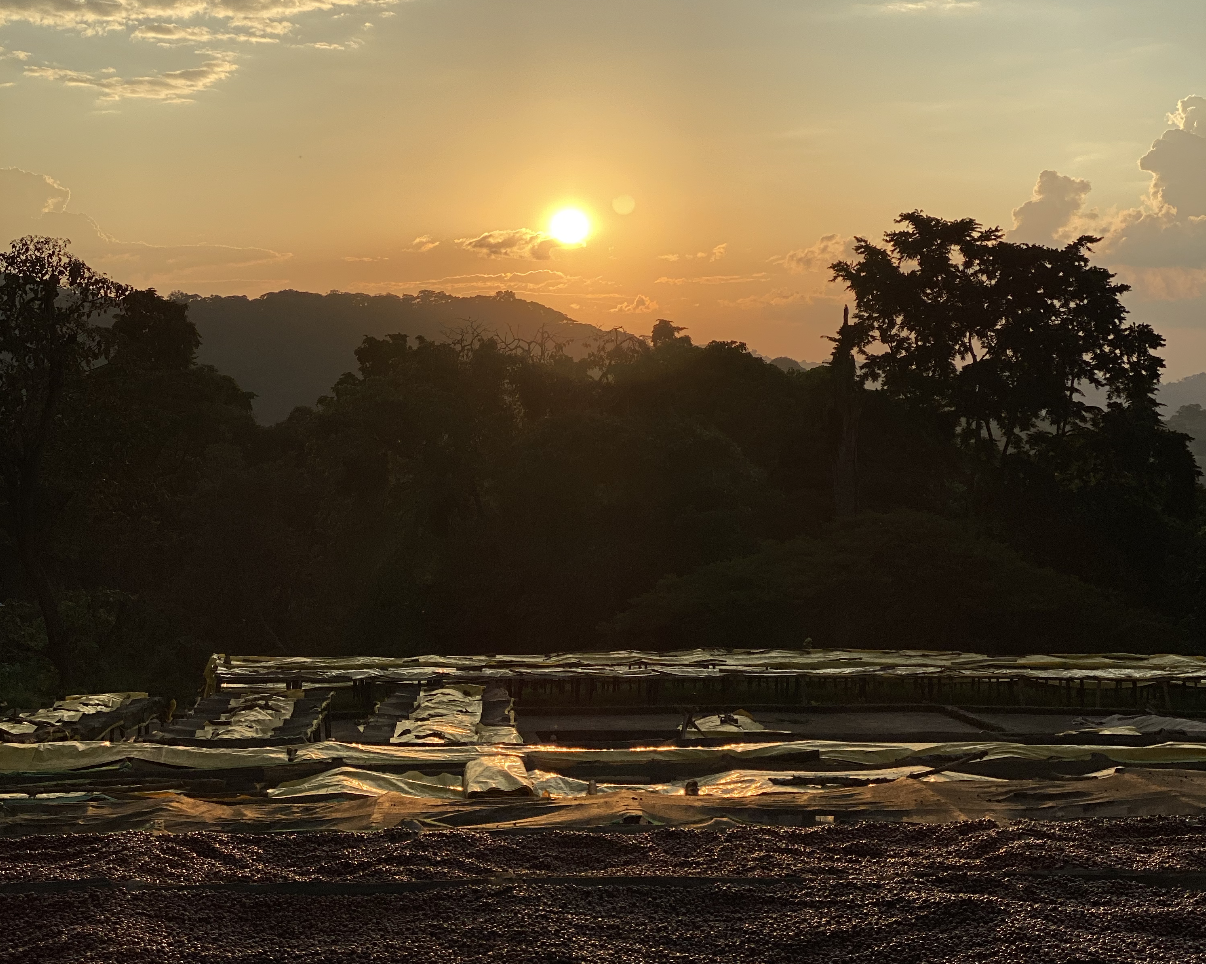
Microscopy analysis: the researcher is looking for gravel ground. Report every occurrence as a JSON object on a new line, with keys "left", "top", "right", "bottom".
{"left": 4, "top": 819, "right": 1206, "bottom": 963}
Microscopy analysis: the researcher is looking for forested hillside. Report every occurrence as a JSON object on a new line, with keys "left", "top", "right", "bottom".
{"left": 187, "top": 289, "right": 610, "bottom": 423}
{"left": 2, "top": 218, "right": 1204, "bottom": 704}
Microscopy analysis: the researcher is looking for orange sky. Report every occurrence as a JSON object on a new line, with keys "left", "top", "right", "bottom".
{"left": 3, "top": 1, "right": 1206, "bottom": 372}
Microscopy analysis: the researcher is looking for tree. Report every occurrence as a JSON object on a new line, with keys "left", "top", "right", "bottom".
{"left": 0, "top": 237, "right": 128, "bottom": 684}
{"left": 830, "top": 212, "right": 1163, "bottom": 459}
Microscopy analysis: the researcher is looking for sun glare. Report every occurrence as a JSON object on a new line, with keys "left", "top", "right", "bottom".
{"left": 549, "top": 208, "right": 590, "bottom": 245}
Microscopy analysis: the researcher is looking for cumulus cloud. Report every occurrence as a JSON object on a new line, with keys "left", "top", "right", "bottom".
{"left": 776, "top": 234, "right": 852, "bottom": 273}
{"left": 408, "top": 235, "right": 438, "bottom": 252}
{"left": 1007, "top": 97, "right": 1206, "bottom": 305}
{"left": 1008, "top": 170, "right": 1093, "bottom": 244}
{"left": 25, "top": 58, "right": 237, "bottom": 102}
{"left": 610, "top": 294, "right": 658, "bottom": 314}
{"left": 0, "top": 165, "right": 289, "bottom": 283}
{"left": 1140, "top": 95, "right": 1206, "bottom": 217}
{"left": 455, "top": 228, "right": 560, "bottom": 261}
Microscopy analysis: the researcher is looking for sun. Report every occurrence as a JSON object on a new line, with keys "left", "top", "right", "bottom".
{"left": 549, "top": 208, "right": 590, "bottom": 245}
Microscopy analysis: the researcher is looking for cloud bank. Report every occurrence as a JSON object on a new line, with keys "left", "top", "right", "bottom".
{"left": 0, "top": 165, "right": 289, "bottom": 282}
{"left": 1007, "top": 96, "right": 1206, "bottom": 303}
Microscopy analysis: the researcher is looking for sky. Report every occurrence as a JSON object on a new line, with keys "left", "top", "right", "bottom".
{"left": 2, "top": 0, "right": 1206, "bottom": 373}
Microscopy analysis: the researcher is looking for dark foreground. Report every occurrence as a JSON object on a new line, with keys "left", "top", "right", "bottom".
{"left": 4, "top": 819, "right": 1206, "bottom": 963}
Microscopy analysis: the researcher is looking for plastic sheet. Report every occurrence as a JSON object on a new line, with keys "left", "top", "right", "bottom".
{"left": 464, "top": 755, "right": 535, "bottom": 797}
{"left": 1060, "top": 714, "right": 1206, "bottom": 737}
{"left": 268, "top": 767, "right": 463, "bottom": 800}
{"left": 207, "top": 648, "right": 1206, "bottom": 689}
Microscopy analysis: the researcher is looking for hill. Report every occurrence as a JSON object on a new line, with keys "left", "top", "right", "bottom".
{"left": 182, "top": 289, "right": 610, "bottom": 423}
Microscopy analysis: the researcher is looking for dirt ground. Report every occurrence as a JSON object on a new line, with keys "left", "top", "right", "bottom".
{"left": 4, "top": 818, "right": 1206, "bottom": 963}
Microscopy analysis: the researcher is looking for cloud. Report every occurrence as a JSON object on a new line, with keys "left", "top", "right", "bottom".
{"left": 877, "top": 0, "right": 979, "bottom": 11}
{"left": 720, "top": 288, "right": 825, "bottom": 310}
{"left": 408, "top": 235, "right": 439, "bottom": 252}
{"left": 657, "top": 243, "right": 726, "bottom": 263}
{"left": 0, "top": 165, "right": 289, "bottom": 283}
{"left": 131, "top": 22, "right": 274, "bottom": 43}
{"left": 1113, "top": 266, "right": 1206, "bottom": 302}
{"left": 455, "top": 228, "right": 559, "bottom": 261}
{"left": 2, "top": 1, "right": 389, "bottom": 97}
{"left": 1008, "top": 170, "right": 1092, "bottom": 244}
{"left": 655, "top": 273, "right": 770, "bottom": 286}
{"left": 25, "top": 58, "right": 237, "bottom": 102}
{"left": 1140, "top": 94, "right": 1206, "bottom": 217}
{"left": 0, "top": 167, "right": 71, "bottom": 222}
{"left": 0, "top": 47, "right": 31, "bottom": 59}
{"left": 776, "top": 234, "right": 853, "bottom": 274}
{"left": 610, "top": 294, "right": 658, "bottom": 314}
{"left": 0, "top": 0, "right": 397, "bottom": 34}
{"left": 1007, "top": 97, "right": 1206, "bottom": 306}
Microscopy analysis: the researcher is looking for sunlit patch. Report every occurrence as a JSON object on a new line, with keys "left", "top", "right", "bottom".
{"left": 612, "top": 195, "right": 635, "bottom": 215}
{"left": 549, "top": 208, "right": 590, "bottom": 245}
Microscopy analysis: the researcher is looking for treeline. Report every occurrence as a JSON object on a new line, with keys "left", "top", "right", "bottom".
{"left": 1, "top": 218, "right": 1204, "bottom": 704}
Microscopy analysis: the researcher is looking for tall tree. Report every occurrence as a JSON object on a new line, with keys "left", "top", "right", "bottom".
{"left": 0, "top": 237, "right": 127, "bottom": 683}
{"left": 830, "top": 212, "right": 1163, "bottom": 459}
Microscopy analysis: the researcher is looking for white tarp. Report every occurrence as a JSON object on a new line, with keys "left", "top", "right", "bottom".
{"left": 464, "top": 755, "right": 535, "bottom": 796}
{"left": 267, "top": 767, "right": 464, "bottom": 800}
{"left": 197, "top": 692, "right": 295, "bottom": 740}
{"left": 11, "top": 692, "right": 147, "bottom": 727}
{"left": 208, "top": 648, "right": 1206, "bottom": 688}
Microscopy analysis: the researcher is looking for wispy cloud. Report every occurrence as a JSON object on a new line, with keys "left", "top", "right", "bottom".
{"left": 656, "top": 273, "right": 770, "bottom": 285}
{"left": 131, "top": 23, "right": 275, "bottom": 44}
{"left": 0, "top": 0, "right": 399, "bottom": 34}
{"left": 876, "top": 0, "right": 980, "bottom": 12}
{"left": 720, "top": 288, "right": 827, "bottom": 309}
{"left": 408, "top": 235, "right": 439, "bottom": 252}
{"left": 25, "top": 58, "right": 237, "bottom": 102}
{"left": 774, "top": 234, "right": 852, "bottom": 274}
{"left": 1, "top": 0, "right": 391, "bottom": 99}
{"left": 657, "top": 243, "right": 726, "bottom": 263}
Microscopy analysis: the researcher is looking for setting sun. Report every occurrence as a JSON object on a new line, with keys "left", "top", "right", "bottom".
{"left": 549, "top": 208, "right": 590, "bottom": 245}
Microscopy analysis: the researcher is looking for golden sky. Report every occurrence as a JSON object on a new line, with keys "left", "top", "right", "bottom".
{"left": 3, "top": 0, "right": 1206, "bottom": 371}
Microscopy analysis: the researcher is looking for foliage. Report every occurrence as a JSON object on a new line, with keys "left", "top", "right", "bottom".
{"left": 3, "top": 223, "right": 1206, "bottom": 702}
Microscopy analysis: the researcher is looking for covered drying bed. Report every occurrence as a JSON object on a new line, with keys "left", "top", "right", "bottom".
{"left": 207, "top": 649, "right": 1206, "bottom": 713}
{"left": 146, "top": 690, "right": 335, "bottom": 747}
{"left": 0, "top": 693, "right": 165, "bottom": 745}
{"left": 7, "top": 732, "right": 1206, "bottom": 833}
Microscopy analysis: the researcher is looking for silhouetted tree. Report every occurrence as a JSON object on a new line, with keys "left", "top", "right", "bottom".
{"left": 831, "top": 212, "right": 1164, "bottom": 459}
{"left": 0, "top": 237, "right": 127, "bottom": 683}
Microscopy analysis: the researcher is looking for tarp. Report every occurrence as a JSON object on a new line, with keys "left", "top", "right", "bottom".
{"left": 7, "top": 769, "right": 1206, "bottom": 834}
{"left": 268, "top": 767, "right": 463, "bottom": 800}
{"left": 464, "top": 756, "right": 534, "bottom": 797}
{"left": 9, "top": 737, "right": 1206, "bottom": 776}
{"left": 207, "top": 648, "right": 1206, "bottom": 689}
{"left": 0, "top": 741, "right": 291, "bottom": 773}
{"left": 1061, "top": 714, "right": 1206, "bottom": 737}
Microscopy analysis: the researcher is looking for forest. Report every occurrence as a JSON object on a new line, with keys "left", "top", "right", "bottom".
{"left": 2, "top": 213, "right": 1204, "bottom": 705}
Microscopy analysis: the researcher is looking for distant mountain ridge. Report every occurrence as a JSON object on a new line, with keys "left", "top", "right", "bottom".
{"left": 183, "top": 289, "right": 818, "bottom": 423}
{"left": 184, "top": 289, "right": 607, "bottom": 423}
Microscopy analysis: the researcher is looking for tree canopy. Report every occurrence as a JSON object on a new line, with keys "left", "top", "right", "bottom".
{"left": 1, "top": 224, "right": 1203, "bottom": 705}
